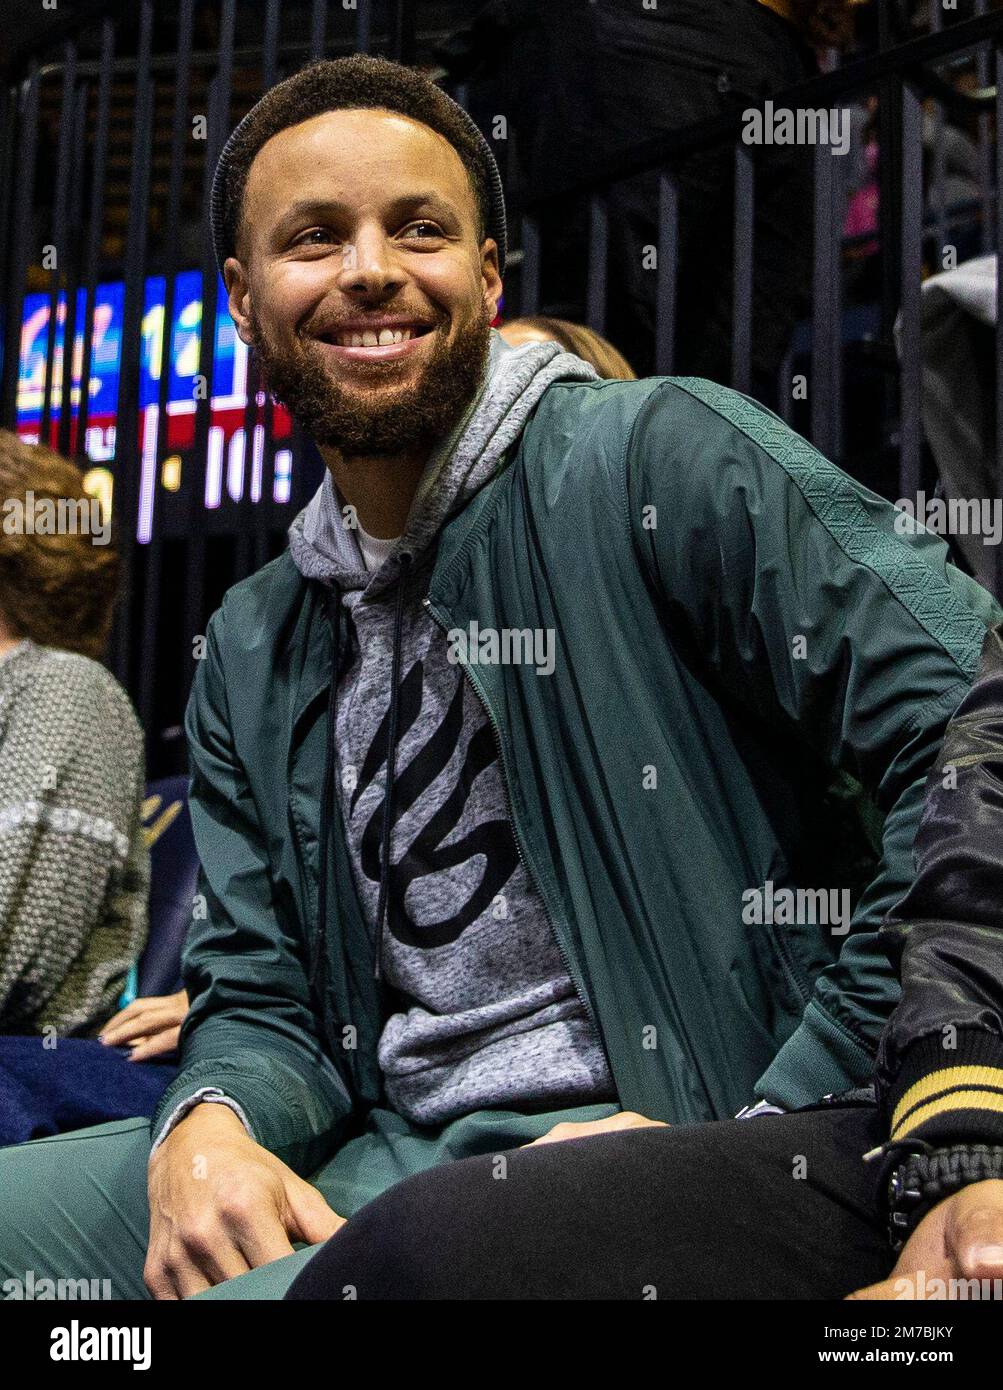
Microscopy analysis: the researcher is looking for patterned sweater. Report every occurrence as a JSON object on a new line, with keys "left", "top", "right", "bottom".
{"left": 0, "top": 640, "right": 149, "bottom": 1037}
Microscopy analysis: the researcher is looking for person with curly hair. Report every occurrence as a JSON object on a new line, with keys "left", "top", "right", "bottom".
{"left": 0, "top": 429, "right": 149, "bottom": 1038}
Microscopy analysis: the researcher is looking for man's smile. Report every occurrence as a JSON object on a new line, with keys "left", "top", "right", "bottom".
{"left": 311, "top": 316, "right": 438, "bottom": 364}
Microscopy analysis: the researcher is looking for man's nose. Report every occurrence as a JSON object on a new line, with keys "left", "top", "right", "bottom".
{"left": 336, "top": 226, "right": 405, "bottom": 298}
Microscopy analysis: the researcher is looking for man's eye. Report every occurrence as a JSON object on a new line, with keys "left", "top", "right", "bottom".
{"left": 294, "top": 228, "right": 336, "bottom": 247}
{"left": 400, "top": 221, "right": 444, "bottom": 240}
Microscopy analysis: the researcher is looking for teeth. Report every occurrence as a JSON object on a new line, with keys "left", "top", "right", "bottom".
{"left": 333, "top": 327, "right": 415, "bottom": 347}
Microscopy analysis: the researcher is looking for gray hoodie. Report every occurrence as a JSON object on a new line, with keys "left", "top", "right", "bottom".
{"left": 287, "top": 332, "right": 617, "bottom": 1125}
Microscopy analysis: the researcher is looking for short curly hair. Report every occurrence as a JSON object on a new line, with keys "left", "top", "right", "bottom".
{"left": 215, "top": 55, "right": 495, "bottom": 270}
{"left": 0, "top": 430, "right": 120, "bottom": 661}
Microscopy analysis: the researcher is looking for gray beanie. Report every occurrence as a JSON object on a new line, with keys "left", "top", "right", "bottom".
{"left": 209, "top": 55, "right": 506, "bottom": 278}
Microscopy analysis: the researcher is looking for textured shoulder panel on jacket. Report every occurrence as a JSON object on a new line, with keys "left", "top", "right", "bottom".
{"left": 668, "top": 375, "right": 992, "bottom": 683}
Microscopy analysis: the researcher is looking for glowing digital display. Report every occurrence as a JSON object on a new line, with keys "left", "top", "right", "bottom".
{"left": 16, "top": 271, "right": 294, "bottom": 541}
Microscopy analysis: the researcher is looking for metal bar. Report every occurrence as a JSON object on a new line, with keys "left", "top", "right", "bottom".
{"left": 811, "top": 142, "right": 841, "bottom": 461}
{"left": 256, "top": 390, "right": 278, "bottom": 572}
{"left": 57, "top": 81, "right": 88, "bottom": 462}
{"left": 185, "top": 69, "right": 222, "bottom": 688}
{"left": 977, "top": 0, "right": 993, "bottom": 254}
{"left": 257, "top": 0, "right": 284, "bottom": 582}
{"left": 898, "top": 74, "right": 924, "bottom": 503}
{"left": 927, "top": 0, "right": 947, "bottom": 276}
{"left": 41, "top": 42, "right": 76, "bottom": 450}
{"left": 357, "top": 0, "right": 373, "bottom": 56}
{"left": 241, "top": 0, "right": 282, "bottom": 584}
{"left": 995, "top": 38, "right": 1003, "bottom": 600}
{"left": 731, "top": 144, "right": 754, "bottom": 395}
{"left": 240, "top": 350, "right": 263, "bottom": 580}
{"left": 655, "top": 171, "right": 678, "bottom": 376}
{"left": 519, "top": 214, "right": 540, "bottom": 316}
{"left": 586, "top": 194, "right": 608, "bottom": 336}
{"left": 262, "top": 0, "right": 281, "bottom": 92}
{"left": 18, "top": 5, "right": 996, "bottom": 102}
{"left": 776, "top": 343, "right": 795, "bottom": 425}
{"left": 138, "top": 0, "right": 195, "bottom": 734}
{"left": 0, "top": 84, "right": 15, "bottom": 334}
{"left": 0, "top": 61, "right": 39, "bottom": 430}
{"left": 185, "top": 0, "right": 236, "bottom": 691}
{"left": 309, "top": 0, "right": 327, "bottom": 61}
{"left": 76, "top": 15, "right": 114, "bottom": 459}
{"left": 394, "top": 0, "right": 416, "bottom": 64}
{"left": 110, "top": 0, "right": 156, "bottom": 688}
{"left": 30, "top": 30, "right": 440, "bottom": 82}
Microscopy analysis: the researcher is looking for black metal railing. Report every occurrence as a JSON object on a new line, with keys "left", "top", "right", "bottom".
{"left": 515, "top": 7, "right": 1002, "bottom": 514}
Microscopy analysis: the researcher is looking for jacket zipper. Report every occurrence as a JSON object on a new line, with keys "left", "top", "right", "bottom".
{"left": 422, "top": 595, "right": 603, "bottom": 1040}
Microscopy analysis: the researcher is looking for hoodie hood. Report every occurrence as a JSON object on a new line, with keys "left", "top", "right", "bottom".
{"left": 288, "top": 329, "right": 598, "bottom": 597}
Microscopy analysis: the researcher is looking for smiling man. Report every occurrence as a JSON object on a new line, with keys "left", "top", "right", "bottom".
{"left": 1, "top": 54, "right": 1002, "bottom": 1303}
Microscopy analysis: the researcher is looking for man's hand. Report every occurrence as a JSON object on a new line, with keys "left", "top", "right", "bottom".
{"left": 847, "top": 1180, "right": 1003, "bottom": 1299}
{"left": 523, "top": 1111, "right": 668, "bottom": 1146}
{"left": 145, "top": 1102, "right": 344, "bottom": 1299}
{"left": 100, "top": 990, "right": 189, "bottom": 1061}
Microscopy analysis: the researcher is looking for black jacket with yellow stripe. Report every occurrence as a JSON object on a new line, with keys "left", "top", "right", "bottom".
{"left": 878, "top": 620, "right": 1003, "bottom": 1147}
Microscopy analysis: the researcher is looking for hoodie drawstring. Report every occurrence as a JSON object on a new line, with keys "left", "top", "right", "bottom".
{"left": 311, "top": 588, "right": 342, "bottom": 1031}
{"left": 373, "top": 550, "right": 411, "bottom": 981}
{"left": 314, "top": 550, "right": 412, "bottom": 1011}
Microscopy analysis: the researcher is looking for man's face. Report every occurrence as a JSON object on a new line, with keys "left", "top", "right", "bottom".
{"left": 226, "top": 107, "right": 502, "bottom": 456}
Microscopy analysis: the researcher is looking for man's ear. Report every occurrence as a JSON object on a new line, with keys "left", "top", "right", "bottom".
{"left": 225, "top": 257, "right": 254, "bottom": 347}
{"left": 480, "top": 239, "right": 502, "bottom": 321}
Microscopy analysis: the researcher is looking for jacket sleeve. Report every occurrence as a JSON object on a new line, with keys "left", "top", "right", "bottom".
{"left": 627, "top": 378, "right": 1003, "bottom": 1109}
{"left": 0, "top": 656, "right": 148, "bottom": 1036}
{"left": 150, "top": 605, "right": 354, "bottom": 1176}
{"left": 876, "top": 620, "right": 1003, "bottom": 1147}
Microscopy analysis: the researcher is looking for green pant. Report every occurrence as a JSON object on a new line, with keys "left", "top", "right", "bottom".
{"left": 0, "top": 1101, "right": 620, "bottom": 1300}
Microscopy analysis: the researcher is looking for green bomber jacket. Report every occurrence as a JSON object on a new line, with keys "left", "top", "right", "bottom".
{"left": 153, "top": 376, "right": 1002, "bottom": 1175}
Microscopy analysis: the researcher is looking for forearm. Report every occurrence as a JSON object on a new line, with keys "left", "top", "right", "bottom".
{"left": 152, "top": 1018, "right": 354, "bottom": 1176}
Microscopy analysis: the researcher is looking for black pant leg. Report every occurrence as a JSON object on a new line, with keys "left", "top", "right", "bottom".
{"left": 286, "top": 1104, "right": 895, "bottom": 1300}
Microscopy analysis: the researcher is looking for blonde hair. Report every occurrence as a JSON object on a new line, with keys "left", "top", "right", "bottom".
{"left": 0, "top": 430, "right": 120, "bottom": 661}
{"left": 504, "top": 317, "right": 637, "bottom": 379}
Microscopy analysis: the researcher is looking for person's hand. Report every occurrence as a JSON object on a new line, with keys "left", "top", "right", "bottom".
{"left": 523, "top": 1111, "right": 669, "bottom": 1146}
{"left": 847, "top": 1180, "right": 1003, "bottom": 1299}
{"left": 145, "top": 1102, "right": 344, "bottom": 1299}
{"left": 99, "top": 990, "right": 189, "bottom": 1060}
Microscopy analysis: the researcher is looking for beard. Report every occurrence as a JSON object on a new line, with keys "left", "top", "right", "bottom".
{"left": 247, "top": 301, "right": 491, "bottom": 456}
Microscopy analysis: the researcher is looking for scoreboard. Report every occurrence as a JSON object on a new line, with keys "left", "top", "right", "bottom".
{"left": 16, "top": 270, "right": 295, "bottom": 541}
